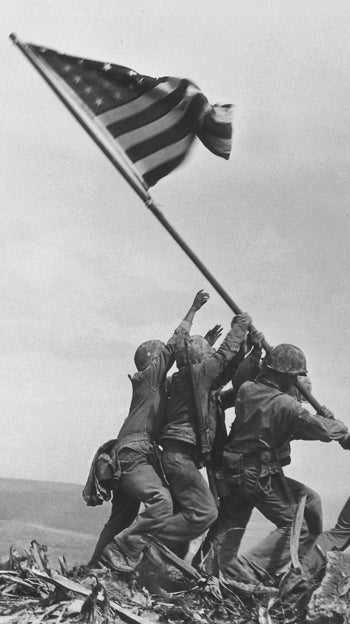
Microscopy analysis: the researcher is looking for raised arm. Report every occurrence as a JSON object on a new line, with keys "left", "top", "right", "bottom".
{"left": 146, "top": 290, "right": 210, "bottom": 386}
{"left": 204, "top": 324, "right": 224, "bottom": 346}
{"left": 181, "top": 289, "right": 209, "bottom": 331}
{"left": 201, "top": 313, "right": 252, "bottom": 387}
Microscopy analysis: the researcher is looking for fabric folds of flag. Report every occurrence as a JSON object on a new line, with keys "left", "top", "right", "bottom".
{"left": 26, "top": 44, "right": 233, "bottom": 187}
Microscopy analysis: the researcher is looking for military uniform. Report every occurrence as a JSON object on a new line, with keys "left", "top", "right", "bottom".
{"left": 91, "top": 320, "right": 190, "bottom": 567}
{"left": 301, "top": 495, "right": 350, "bottom": 577}
{"left": 218, "top": 376, "right": 348, "bottom": 578}
{"left": 158, "top": 318, "right": 249, "bottom": 552}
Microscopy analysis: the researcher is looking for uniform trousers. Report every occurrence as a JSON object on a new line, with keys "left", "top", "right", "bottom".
{"left": 301, "top": 495, "right": 350, "bottom": 576}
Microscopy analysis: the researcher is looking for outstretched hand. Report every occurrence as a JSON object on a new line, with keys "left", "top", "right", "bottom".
{"left": 192, "top": 289, "right": 210, "bottom": 311}
{"left": 205, "top": 324, "right": 224, "bottom": 346}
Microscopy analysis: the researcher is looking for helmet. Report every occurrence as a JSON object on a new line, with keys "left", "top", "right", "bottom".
{"left": 288, "top": 375, "right": 312, "bottom": 402}
{"left": 265, "top": 343, "right": 307, "bottom": 375}
{"left": 134, "top": 340, "right": 165, "bottom": 371}
{"left": 176, "top": 335, "right": 215, "bottom": 368}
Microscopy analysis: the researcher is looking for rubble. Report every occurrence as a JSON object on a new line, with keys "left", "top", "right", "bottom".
{"left": 307, "top": 551, "right": 350, "bottom": 623}
{"left": 0, "top": 539, "right": 313, "bottom": 624}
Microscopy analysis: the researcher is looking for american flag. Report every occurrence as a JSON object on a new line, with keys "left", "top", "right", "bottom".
{"left": 26, "top": 44, "right": 233, "bottom": 187}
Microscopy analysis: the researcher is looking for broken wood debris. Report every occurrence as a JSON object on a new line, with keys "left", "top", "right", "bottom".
{"left": 0, "top": 538, "right": 348, "bottom": 623}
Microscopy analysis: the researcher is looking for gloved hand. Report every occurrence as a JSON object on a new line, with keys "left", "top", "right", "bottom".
{"left": 319, "top": 405, "right": 335, "bottom": 420}
{"left": 245, "top": 329, "right": 265, "bottom": 356}
{"left": 231, "top": 312, "right": 252, "bottom": 329}
{"left": 250, "top": 330, "right": 265, "bottom": 348}
{"left": 339, "top": 433, "right": 350, "bottom": 450}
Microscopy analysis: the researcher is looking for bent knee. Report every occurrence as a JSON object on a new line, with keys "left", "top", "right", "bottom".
{"left": 190, "top": 503, "right": 218, "bottom": 536}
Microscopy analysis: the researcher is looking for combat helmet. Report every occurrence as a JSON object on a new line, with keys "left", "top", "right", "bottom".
{"left": 265, "top": 343, "right": 307, "bottom": 376}
{"left": 176, "top": 335, "right": 215, "bottom": 368}
{"left": 134, "top": 340, "right": 165, "bottom": 371}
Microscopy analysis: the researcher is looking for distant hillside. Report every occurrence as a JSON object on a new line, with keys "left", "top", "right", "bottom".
{"left": 0, "top": 477, "right": 109, "bottom": 566}
{"left": 0, "top": 477, "right": 270, "bottom": 567}
{"left": 1, "top": 477, "right": 346, "bottom": 568}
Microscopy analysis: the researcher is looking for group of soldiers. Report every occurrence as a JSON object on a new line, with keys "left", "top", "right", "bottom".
{"left": 83, "top": 290, "right": 350, "bottom": 585}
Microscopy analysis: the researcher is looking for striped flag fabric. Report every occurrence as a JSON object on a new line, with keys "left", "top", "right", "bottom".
{"left": 25, "top": 44, "right": 233, "bottom": 187}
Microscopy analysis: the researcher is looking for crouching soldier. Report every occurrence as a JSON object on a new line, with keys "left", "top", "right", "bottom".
{"left": 155, "top": 313, "right": 252, "bottom": 556}
{"left": 90, "top": 290, "right": 209, "bottom": 572}
{"left": 214, "top": 344, "right": 349, "bottom": 582}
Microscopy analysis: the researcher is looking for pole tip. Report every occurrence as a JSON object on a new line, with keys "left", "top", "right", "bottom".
{"left": 9, "top": 33, "right": 18, "bottom": 43}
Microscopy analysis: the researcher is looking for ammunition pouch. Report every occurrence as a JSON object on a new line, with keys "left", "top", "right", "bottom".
{"left": 218, "top": 449, "right": 244, "bottom": 488}
{"left": 243, "top": 449, "right": 283, "bottom": 486}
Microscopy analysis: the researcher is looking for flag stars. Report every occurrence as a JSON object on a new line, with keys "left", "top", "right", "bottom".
{"left": 84, "top": 86, "right": 93, "bottom": 94}
{"left": 63, "top": 64, "right": 72, "bottom": 73}
{"left": 103, "top": 63, "right": 112, "bottom": 71}
{"left": 128, "top": 70, "right": 137, "bottom": 77}
{"left": 73, "top": 75, "right": 82, "bottom": 84}
{"left": 95, "top": 97, "right": 104, "bottom": 107}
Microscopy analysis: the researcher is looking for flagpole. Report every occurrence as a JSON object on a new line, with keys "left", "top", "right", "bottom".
{"left": 145, "top": 199, "right": 321, "bottom": 411}
{"left": 9, "top": 33, "right": 322, "bottom": 413}
{"left": 9, "top": 33, "right": 149, "bottom": 205}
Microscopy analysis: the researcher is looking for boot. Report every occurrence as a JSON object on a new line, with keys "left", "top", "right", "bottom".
{"left": 223, "top": 556, "right": 259, "bottom": 584}
{"left": 100, "top": 539, "right": 141, "bottom": 573}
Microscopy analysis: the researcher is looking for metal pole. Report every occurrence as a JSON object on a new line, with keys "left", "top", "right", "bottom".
{"left": 147, "top": 200, "right": 323, "bottom": 412}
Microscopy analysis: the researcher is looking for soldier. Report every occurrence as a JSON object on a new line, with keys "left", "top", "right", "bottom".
{"left": 156, "top": 313, "right": 252, "bottom": 556}
{"left": 212, "top": 344, "right": 349, "bottom": 582}
{"left": 200, "top": 373, "right": 324, "bottom": 579}
{"left": 94, "top": 290, "right": 210, "bottom": 572}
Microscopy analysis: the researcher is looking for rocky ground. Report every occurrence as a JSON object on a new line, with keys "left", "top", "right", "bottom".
{"left": 1, "top": 540, "right": 349, "bottom": 624}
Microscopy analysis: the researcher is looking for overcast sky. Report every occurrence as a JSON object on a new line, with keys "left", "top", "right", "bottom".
{"left": 2, "top": 1, "right": 350, "bottom": 524}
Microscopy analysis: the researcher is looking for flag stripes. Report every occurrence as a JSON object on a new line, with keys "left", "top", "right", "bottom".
{"left": 106, "top": 80, "right": 191, "bottom": 136}
{"left": 96, "top": 79, "right": 179, "bottom": 126}
{"left": 26, "top": 44, "right": 233, "bottom": 187}
{"left": 124, "top": 97, "right": 206, "bottom": 162}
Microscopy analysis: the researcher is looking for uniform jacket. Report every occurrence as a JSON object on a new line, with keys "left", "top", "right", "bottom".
{"left": 226, "top": 378, "right": 348, "bottom": 458}
{"left": 161, "top": 319, "right": 248, "bottom": 450}
{"left": 117, "top": 321, "right": 190, "bottom": 447}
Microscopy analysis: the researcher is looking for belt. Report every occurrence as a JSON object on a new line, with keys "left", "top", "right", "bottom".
{"left": 161, "top": 438, "right": 200, "bottom": 462}
{"left": 243, "top": 449, "right": 277, "bottom": 465}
